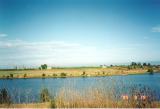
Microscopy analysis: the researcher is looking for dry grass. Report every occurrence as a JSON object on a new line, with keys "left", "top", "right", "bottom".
{"left": 0, "top": 85, "right": 160, "bottom": 108}
{"left": 0, "top": 102, "right": 50, "bottom": 108}
{"left": 53, "top": 87, "right": 160, "bottom": 108}
{"left": 0, "top": 67, "right": 147, "bottom": 78}
{"left": 0, "top": 67, "right": 159, "bottom": 108}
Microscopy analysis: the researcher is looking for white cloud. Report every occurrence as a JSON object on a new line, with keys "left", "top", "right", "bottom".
{"left": 0, "top": 33, "right": 7, "bottom": 38}
{"left": 0, "top": 39, "right": 101, "bottom": 66}
{"left": 0, "top": 39, "right": 154, "bottom": 67}
{"left": 151, "top": 26, "right": 160, "bottom": 32}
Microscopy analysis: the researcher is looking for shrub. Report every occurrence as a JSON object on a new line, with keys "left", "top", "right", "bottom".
{"left": 10, "top": 74, "right": 13, "bottom": 78}
{"left": 128, "top": 66, "right": 132, "bottom": 70}
{"left": 40, "top": 88, "right": 50, "bottom": 102}
{"left": 147, "top": 68, "right": 153, "bottom": 74}
{"left": 60, "top": 73, "right": 67, "bottom": 77}
{"left": 50, "top": 99, "right": 56, "bottom": 108}
{"left": 6, "top": 76, "right": 10, "bottom": 79}
{"left": 24, "top": 73, "right": 27, "bottom": 78}
{"left": 42, "top": 73, "right": 46, "bottom": 77}
{"left": 82, "top": 71, "right": 86, "bottom": 75}
{"left": 0, "top": 88, "right": 11, "bottom": 104}
{"left": 53, "top": 74, "right": 57, "bottom": 77}
{"left": 102, "top": 71, "right": 105, "bottom": 75}
{"left": 147, "top": 68, "right": 153, "bottom": 72}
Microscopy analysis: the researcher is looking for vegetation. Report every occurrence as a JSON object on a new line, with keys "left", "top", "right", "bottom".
{"left": 82, "top": 71, "right": 86, "bottom": 75}
{"left": 0, "top": 62, "right": 159, "bottom": 79}
{"left": 24, "top": 73, "right": 27, "bottom": 78}
{"left": 40, "top": 64, "right": 48, "bottom": 70}
{"left": 40, "top": 88, "right": 50, "bottom": 102}
{"left": 147, "top": 68, "right": 154, "bottom": 75}
{"left": 60, "top": 73, "right": 67, "bottom": 77}
{"left": 52, "top": 74, "right": 57, "bottom": 77}
{"left": 42, "top": 73, "right": 46, "bottom": 78}
{"left": 0, "top": 88, "right": 11, "bottom": 104}
{"left": 10, "top": 74, "right": 13, "bottom": 78}
{"left": 0, "top": 80, "right": 160, "bottom": 108}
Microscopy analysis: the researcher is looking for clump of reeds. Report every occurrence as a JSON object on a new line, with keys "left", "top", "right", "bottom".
{"left": 0, "top": 88, "right": 11, "bottom": 104}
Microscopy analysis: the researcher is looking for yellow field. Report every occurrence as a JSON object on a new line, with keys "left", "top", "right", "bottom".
{"left": 0, "top": 66, "right": 149, "bottom": 79}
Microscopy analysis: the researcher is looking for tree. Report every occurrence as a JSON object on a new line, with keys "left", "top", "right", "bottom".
{"left": 137, "top": 62, "right": 141, "bottom": 66}
{"left": 131, "top": 62, "right": 137, "bottom": 66}
{"left": 143, "top": 63, "right": 147, "bottom": 66}
{"left": 41, "top": 64, "right": 48, "bottom": 70}
{"left": 147, "top": 63, "right": 151, "bottom": 66}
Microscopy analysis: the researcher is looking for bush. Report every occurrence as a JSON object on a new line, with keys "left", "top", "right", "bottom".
{"left": 53, "top": 74, "right": 57, "bottom": 77}
{"left": 82, "top": 71, "right": 86, "bottom": 75}
{"left": 60, "top": 73, "right": 67, "bottom": 77}
{"left": 50, "top": 99, "right": 56, "bottom": 108}
{"left": 42, "top": 73, "right": 46, "bottom": 78}
{"left": 40, "top": 88, "right": 50, "bottom": 102}
{"left": 10, "top": 74, "right": 13, "bottom": 78}
{"left": 102, "top": 71, "right": 105, "bottom": 75}
{"left": 24, "top": 73, "right": 27, "bottom": 78}
{"left": 6, "top": 76, "right": 10, "bottom": 79}
{"left": 147, "top": 68, "right": 153, "bottom": 72}
{"left": 147, "top": 68, "right": 153, "bottom": 74}
{"left": 0, "top": 88, "right": 11, "bottom": 104}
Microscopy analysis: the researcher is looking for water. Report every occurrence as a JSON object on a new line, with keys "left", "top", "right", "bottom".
{"left": 0, "top": 73, "right": 160, "bottom": 103}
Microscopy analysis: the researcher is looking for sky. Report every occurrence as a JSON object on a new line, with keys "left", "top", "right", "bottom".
{"left": 0, "top": 0, "right": 160, "bottom": 67}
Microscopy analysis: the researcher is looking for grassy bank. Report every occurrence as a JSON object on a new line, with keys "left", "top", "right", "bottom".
{"left": 1, "top": 101, "right": 160, "bottom": 108}
{"left": 0, "top": 86, "right": 160, "bottom": 108}
{"left": 0, "top": 66, "right": 152, "bottom": 79}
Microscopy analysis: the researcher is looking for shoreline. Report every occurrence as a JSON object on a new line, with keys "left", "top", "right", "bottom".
{"left": 0, "top": 67, "right": 154, "bottom": 79}
{"left": 0, "top": 72, "right": 147, "bottom": 80}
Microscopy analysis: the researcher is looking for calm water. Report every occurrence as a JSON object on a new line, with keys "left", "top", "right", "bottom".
{"left": 0, "top": 73, "right": 160, "bottom": 103}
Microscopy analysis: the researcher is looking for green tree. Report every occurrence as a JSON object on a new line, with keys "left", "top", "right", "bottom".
{"left": 131, "top": 62, "right": 137, "bottom": 66}
{"left": 147, "top": 63, "right": 151, "bottom": 66}
{"left": 143, "top": 63, "right": 147, "bottom": 66}
{"left": 137, "top": 62, "right": 141, "bottom": 66}
{"left": 41, "top": 64, "right": 48, "bottom": 70}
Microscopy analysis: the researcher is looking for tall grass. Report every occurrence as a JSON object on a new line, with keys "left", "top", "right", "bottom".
{"left": 0, "top": 77, "right": 159, "bottom": 108}
{"left": 51, "top": 85, "right": 158, "bottom": 108}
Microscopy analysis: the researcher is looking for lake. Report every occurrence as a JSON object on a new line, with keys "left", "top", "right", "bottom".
{"left": 0, "top": 73, "right": 160, "bottom": 103}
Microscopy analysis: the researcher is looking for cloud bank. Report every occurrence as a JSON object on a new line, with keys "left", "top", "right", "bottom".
{"left": 0, "top": 33, "right": 7, "bottom": 38}
{"left": 0, "top": 38, "right": 153, "bottom": 67}
{"left": 152, "top": 26, "right": 160, "bottom": 32}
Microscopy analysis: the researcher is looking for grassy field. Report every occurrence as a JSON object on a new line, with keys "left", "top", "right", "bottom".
{"left": 0, "top": 66, "right": 150, "bottom": 79}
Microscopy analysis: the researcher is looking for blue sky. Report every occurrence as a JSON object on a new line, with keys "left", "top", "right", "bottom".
{"left": 0, "top": 0, "right": 160, "bottom": 67}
